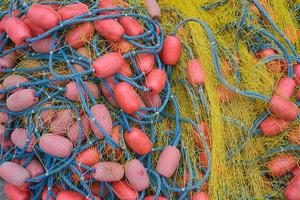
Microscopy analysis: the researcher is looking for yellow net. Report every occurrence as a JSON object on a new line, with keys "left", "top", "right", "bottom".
{"left": 137, "top": 0, "right": 300, "bottom": 199}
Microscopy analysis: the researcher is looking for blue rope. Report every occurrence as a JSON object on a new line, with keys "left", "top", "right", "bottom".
{"left": 0, "top": 2, "right": 216, "bottom": 198}
{"left": 173, "top": 18, "right": 271, "bottom": 102}
{"left": 200, "top": 0, "right": 229, "bottom": 11}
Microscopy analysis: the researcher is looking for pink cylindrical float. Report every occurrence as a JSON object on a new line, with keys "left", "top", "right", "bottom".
{"left": 274, "top": 77, "right": 295, "bottom": 99}
{"left": 68, "top": 114, "right": 91, "bottom": 143}
{"left": 0, "top": 110, "right": 8, "bottom": 124}
{"left": 125, "top": 159, "right": 149, "bottom": 191}
{"left": 49, "top": 109, "right": 73, "bottom": 135}
{"left": 284, "top": 174, "right": 300, "bottom": 200}
{"left": 98, "top": 0, "right": 120, "bottom": 15}
{"left": 58, "top": 2, "right": 88, "bottom": 21}
{"left": 156, "top": 25, "right": 161, "bottom": 35}
{"left": 0, "top": 161, "right": 30, "bottom": 186}
{"left": 186, "top": 59, "right": 205, "bottom": 86}
{"left": 46, "top": 4, "right": 61, "bottom": 10}
{"left": 22, "top": 15, "right": 45, "bottom": 37}
{"left": 31, "top": 36, "right": 52, "bottom": 53}
{"left": 114, "top": 82, "right": 142, "bottom": 114}
{"left": 56, "top": 191, "right": 85, "bottom": 200}
{"left": 259, "top": 116, "right": 289, "bottom": 136}
{"left": 140, "top": 91, "right": 162, "bottom": 108}
{"left": 27, "top": 4, "right": 61, "bottom": 30}
{"left": 136, "top": 53, "right": 155, "bottom": 74}
{"left": 293, "top": 64, "right": 300, "bottom": 85}
{"left": 92, "top": 52, "right": 126, "bottom": 78}
{"left": 119, "top": 61, "right": 133, "bottom": 77}
{"left": 256, "top": 48, "right": 283, "bottom": 72}
{"left": 100, "top": 77, "right": 116, "bottom": 97}
{"left": 112, "top": 180, "right": 138, "bottom": 200}
{"left": 296, "top": 89, "right": 300, "bottom": 101}
{"left": 130, "top": 96, "right": 147, "bottom": 120}
{"left": 39, "top": 134, "right": 73, "bottom": 158}
{"left": 143, "top": 0, "right": 161, "bottom": 20}
{"left": 256, "top": 48, "right": 276, "bottom": 59}
{"left": 15, "top": 182, "right": 31, "bottom": 193}
{"left": 191, "top": 192, "right": 210, "bottom": 200}
{"left": 0, "top": 51, "right": 16, "bottom": 69}
{"left": 25, "top": 158, "right": 45, "bottom": 180}
{"left": 161, "top": 35, "right": 182, "bottom": 65}
{"left": 3, "top": 74, "right": 28, "bottom": 93}
{"left": 6, "top": 89, "right": 39, "bottom": 111}
{"left": 66, "top": 22, "right": 94, "bottom": 49}
{"left": 65, "top": 81, "right": 100, "bottom": 102}
{"left": 119, "top": 16, "right": 144, "bottom": 36}
{"left": 145, "top": 69, "right": 167, "bottom": 94}
{"left": 1, "top": 136, "right": 13, "bottom": 150}
{"left": 94, "top": 19, "right": 124, "bottom": 42}
{"left": 75, "top": 148, "right": 100, "bottom": 167}
{"left": 4, "top": 183, "right": 30, "bottom": 200}
{"left": 39, "top": 103, "right": 55, "bottom": 127}
{"left": 100, "top": 76, "right": 118, "bottom": 107}
{"left": 11, "top": 128, "right": 35, "bottom": 152}
{"left": 0, "top": 124, "right": 5, "bottom": 141}
{"left": 267, "top": 60, "right": 283, "bottom": 73}
{"left": 82, "top": 81, "right": 100, "bottom": 100}
{"left": 268, "top": 95, "right": 298, "bottom": 121}
{"left": 292, "top": 167, "right": 300, "bottom": 177}
{"left": 199, "top": 152, "right": 208, "bottom": 168}
{"left": 156, "top": 146, "right": 180, "bottom": 177}
{"left": 4, "top": 17, "right": 31, "bottom": 45}
{"left": 194, "top": 121, "right": 212, "bottom": 149}
{"left": 90, "top": 104, "right": 113, "bottom": 138}
{"left": 267, "top": 154, "right": 297, "bottom": 177}
{"left": 124, "top": 127, "right": 152, "bottom": 155}
{"left": 0, "top": 10, "right": 19, "bottom": 33}
{"left": 92, "top": 162, "right": 124, "bottom": 182}
{"left": 110, "top": 39, "right": 134, "bottom": 54}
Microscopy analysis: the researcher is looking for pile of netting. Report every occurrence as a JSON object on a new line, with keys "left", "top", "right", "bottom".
{"left": 2, "top": 0, "right": 300, "bottom": 199}
{"left": 154, "top": 0, "right": 300, "bottom": 199}
{"left": 0, "top": 0, "right": 211, "bottom": 200}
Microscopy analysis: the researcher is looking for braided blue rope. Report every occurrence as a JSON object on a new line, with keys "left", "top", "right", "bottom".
{"left": 252, "top": 0, "right": 298, "bottom": 57}
{"left": 176, "top": 79, "right": 201, "bottom": 121}
{"left": 157, "top": 113, "right": 212, "bottom": 193}
{"left": 173, "top": 18, "right": 271, "bottom": 102}
{"left": 201, "top": 0, "right": 229, "bottom": 11}
{"left": 198, "top": 85, "right": 210, "bottom": 113}
{"left": 0, "top": 2, "right": 216, "bottom": 199}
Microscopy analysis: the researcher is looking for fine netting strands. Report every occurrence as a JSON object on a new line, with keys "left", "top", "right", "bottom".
{"left": 150, "top": 0, "right": 300, "bottom": 199}
{"left": 1, "top": 0, "right": 300, "bottom": 199}
{"left": 0, "top": 0, "right": 212, "bottom": 200}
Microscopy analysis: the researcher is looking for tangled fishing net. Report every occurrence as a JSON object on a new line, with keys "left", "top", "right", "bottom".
{"left": 0, "top": 0, "right": 300, "bottom": 199}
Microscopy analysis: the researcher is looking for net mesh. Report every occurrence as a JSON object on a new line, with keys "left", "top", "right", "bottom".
{"left": 1, "top": 0, "right": 300, "bottom": 199}
{"left": 141, "top": 0, "right": 300, "bottom": 199}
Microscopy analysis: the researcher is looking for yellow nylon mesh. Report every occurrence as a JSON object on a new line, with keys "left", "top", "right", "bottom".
{"left": 143, "top": 0, "right": 300, "bottom": 199}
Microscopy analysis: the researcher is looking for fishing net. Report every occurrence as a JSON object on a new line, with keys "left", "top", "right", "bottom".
{"left": 1, "top": 0, "right": 300, "bottom": 199}
{"left": 148, "top": 0, "right": 300, "bottom": 199}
